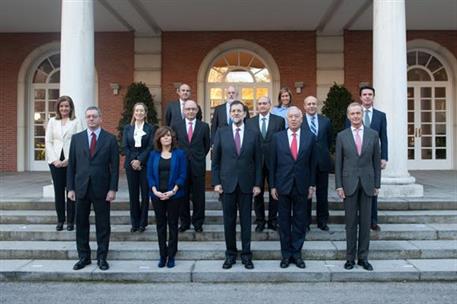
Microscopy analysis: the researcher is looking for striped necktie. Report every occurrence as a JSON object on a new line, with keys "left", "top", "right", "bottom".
{"left": 310, "top": 116, "right": 317, "bottom": 136}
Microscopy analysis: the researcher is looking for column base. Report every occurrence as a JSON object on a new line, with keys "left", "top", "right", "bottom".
{"left": 378, "top": 175, "right": 424, "bottom": 198}
{"left": 42, "top": 184, "right": 54, "bottom": 198}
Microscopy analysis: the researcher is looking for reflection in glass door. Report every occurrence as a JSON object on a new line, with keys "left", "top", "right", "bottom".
{"left": 407, "top": 85, "right": 450, "bottom": 169}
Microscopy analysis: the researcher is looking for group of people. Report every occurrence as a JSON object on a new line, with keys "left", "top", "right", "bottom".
{"left": 45, "top": 83, "right": 387, "bottom": 272}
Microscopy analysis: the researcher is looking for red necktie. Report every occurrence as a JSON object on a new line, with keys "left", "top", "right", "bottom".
{"left": 290, "top": 132, "right": 298, "bottom": 160}
{"left": 187, "top": 121, "right": 193, "bottom": 142}
{"left": 90, "top": 132, "right": 96, "bottom": 158}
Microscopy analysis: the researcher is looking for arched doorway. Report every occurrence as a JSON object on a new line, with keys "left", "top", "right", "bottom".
{"left": 206, "top": 49, "right": 272, "bottom": 119}
{"left": 407, "top": 49, "right": 453, "bottom": 169}
{"left": 29, "top": 53, "right": 61, "bottom": 171}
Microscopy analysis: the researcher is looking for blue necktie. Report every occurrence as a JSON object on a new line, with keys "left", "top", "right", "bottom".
{"left": 310, "top": 116, "right": 317, "bottom": 136}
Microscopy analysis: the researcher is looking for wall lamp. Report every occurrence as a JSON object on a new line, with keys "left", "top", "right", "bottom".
{"left": 110, "top": 83, "right": 120, "bottom": 95}
{"left": 294, "top": 81, "right": 304, "bottom": 94}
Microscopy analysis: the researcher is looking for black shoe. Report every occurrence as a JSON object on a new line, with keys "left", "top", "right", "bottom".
{"left": 167, "top": 257, "right": 175, "bottom": 268}
{"left": 178, "top": 226, "right": 189, "bottom": 233}
{"left": 158, "top": 256, "right": 167, "bottom": 268}
{"left": 130, "top": 227, "right": 138, "bottom": 233}
{"left": 318, "top": 224, "right": 329, "bottom": 231}
{"left": 371, "top": 224, "right": 381, "bottom": 232}
{"left": 194, "top": 226, "right": 203, "bottom": 233}
{"left": 280, "top": 258, "right": 290, "bottom": 268}
{"left": 344, "top": 260, "right": 355, "bottom": 270}
{"left": 73, "top": 258, "right": 91, "bottom": 270}
{"left": 294, "top": 257, "right": 306, "bottom": 269}
{"left": 242, "top": 259, "right": 254, "bottom": 270}
{"left": 138, "top": 226, "right": 145, "bottom": 233}
{"left": 222, "top": 258, "right": 236, "bottom": 269}
{"left": 267, "top": 222, "right": 278, "bottom": 231}
{"left": 305, "top": 225, "right": 310, "bottom": 233}
{"left": 357, "top": 260, "right": 373, "bottom": 271}
{"left": 255, "top": 223, "right": 265, "bottom": 233}
{"left": 56, "top": 223, "right": 64, "bottom": 231}
{"left": 97, "top": 259, "right": 109, "bottom": 271}
{"left": 66, "top": 224, "right": 74, "bottom": 231}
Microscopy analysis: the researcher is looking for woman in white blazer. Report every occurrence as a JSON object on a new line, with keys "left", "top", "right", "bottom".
{"left": 45, "top": 96, "right": 83, "bottom": 231}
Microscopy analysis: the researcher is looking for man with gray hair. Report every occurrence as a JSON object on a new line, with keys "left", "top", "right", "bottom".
{"left": 67, "top": 106, "right": 119, "bottom": 271}
{"left": 335, "top": 102, "right": 381, "bottom": 271}
{"left": 270, "top": 106, "right": 316, "bottom": 269}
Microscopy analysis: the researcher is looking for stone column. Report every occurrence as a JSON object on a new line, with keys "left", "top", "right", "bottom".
{"left": 372, "top": 0, "right": 423, "bottom": 197}
{"left": 60, "top": 0, "right": 95, "bottom": 125}
{"left": 44, "top": 0, "right": 95, "bottom": 198}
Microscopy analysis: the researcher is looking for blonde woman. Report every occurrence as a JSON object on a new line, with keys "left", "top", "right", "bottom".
{"left": 45, "top": 95, "right": 83, "bottom": 231}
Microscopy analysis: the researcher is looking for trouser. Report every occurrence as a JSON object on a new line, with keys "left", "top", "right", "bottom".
{"left": 306, "top": 169, "right": 329, "bottom": 227}
{"left": 222, "top": 185, "right": 253, "bottom": 260}
{"left": 126, "top": 165, "right": 150, "bottom": 229}
{"left": 153, "top": 197, "right": 181, "bottom": 258}
{"left": 49, "top": 151, "right": 75, "bottom": 224}
{"left": 76, "top": 181, "right": 111, "bottom": 261}
{"left": 278, "top": 185, "right": 307, "bottom": 259}
{"left": 254, "top": 163, "right": 278, "bottom": 226}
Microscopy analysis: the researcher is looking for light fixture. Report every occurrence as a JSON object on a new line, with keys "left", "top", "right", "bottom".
{"left": 294, "top": 82, "right": 304, "bottom": 94}
{"left": 110, "top": 83, "right": 120, "bottom": 95}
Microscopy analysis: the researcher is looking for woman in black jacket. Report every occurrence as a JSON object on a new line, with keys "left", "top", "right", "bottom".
{"left": 123, "top": 102, "right": 157, "bottom": 233}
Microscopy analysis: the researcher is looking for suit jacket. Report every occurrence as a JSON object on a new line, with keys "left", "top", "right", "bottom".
{"left": 302, "top": 114, "right": 333, "bottom": 172}
{"left": 335, "top": 127, "right": 381, "bottom": 197}
{"left": 269, "top": 129, "right": 317, "bottom": 195}
{"left": 345, "top": 108, "right": 388, "bottom": 160}
{"left": 171, "top": 119, "right": 210, "bottom": 177}
{"left": 122, "top": 123, "right": 157, "bottom": 169}
{"left": 245, "top": 113, "right": 285, "bottom": 169}
{"left": 45, "top": 117, "right": 83, "bottom": 163}
{"left": 67, "top": 129, "right": 119, "bottom": 200}
{"left": 210, "top": 102, "right": 250, "bottom": 142}
{"left": 211, "top": 125, "right": 262, "bottom": 194}
{"left": 146, "top": 148, "right": 187, "bottom": 200}
{"left": 165, "top": 100, "right": 202, "bottom": 126}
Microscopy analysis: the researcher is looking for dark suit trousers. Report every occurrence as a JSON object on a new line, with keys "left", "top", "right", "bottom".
{"left": 254, "top": 163, "right": 278, "bottom": 225}
{"left": 344, "top": 181, "right": 372, "bottom": 261}
{"left": 180, "top": 166, "right": 206, "bottom": 229}
{"left": 126, "top": 166, "right": 149, "bottom": 229}
{"left": 76, "top": 181, "right": 111, "bottom": 261}
{"left": 278, "top": 185, "right": 307, "bottom": 259}
{"left": 371, "top": 195, "right": 378, "bottom": 225}
{"left": 152, "top": 197, "right": 181, "bottom": 258}
{"left": 49, "top": 163, "right": 75, "bottom": 225}
{"left": 306, "top": 169, "right": 329, "bottom": 227}
{"left": 222, "top": 185, "right": 252, "bottom": 260}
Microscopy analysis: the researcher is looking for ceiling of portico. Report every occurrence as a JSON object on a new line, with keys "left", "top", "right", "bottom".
{"left": 0, "top": 0, "right": 456, "bottom": 34}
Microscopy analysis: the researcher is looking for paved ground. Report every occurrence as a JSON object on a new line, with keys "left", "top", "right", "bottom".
{"left": 1, "top": 282, "right": 456, "bottom": 304}
{"left": 1, "top": 170, "right": 456, "bottom": 200}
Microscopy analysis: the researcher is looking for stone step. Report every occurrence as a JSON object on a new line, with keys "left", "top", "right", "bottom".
{"left": 1, "top": 198, "right": 456, "bottom": 211}
{"left": 1, "top": 259, "right": 456, "bottom": 282}
{"left": 1, "top": 240, "right": 456, "bottom": 260}
{"left": 1, "top": 224, "right": 456, "bottom": 242}
{"left": 1, "top": 210, "right": 456, "bottom": 225}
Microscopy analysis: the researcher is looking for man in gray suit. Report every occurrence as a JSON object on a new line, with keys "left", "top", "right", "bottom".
{"left": 335, "top": 102, "right": 381, "bottom": 271}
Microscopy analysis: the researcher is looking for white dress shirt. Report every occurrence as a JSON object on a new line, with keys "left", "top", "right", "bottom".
{"left": 87, "top": 128, "right": 101, "bottom": 148}
{"left": 363, "top": 106, "right": 373, "bottom": 125}
{"left": 185, "top": 118, "right": 196, "bottom": 134}
{"left": 133, "top": 122, "right": 146, "bottom": 147}
{"left": 305, "top": 113, "right": 319, "bottom": 134}
{"left": 351, "top": 125, "right": 364, "bottom": 146}
{"left": 258, "top": 112, "right": 270, "bottom": 132}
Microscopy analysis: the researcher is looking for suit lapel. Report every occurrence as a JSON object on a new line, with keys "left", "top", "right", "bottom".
{"left": 191, "top": 120, "right": 201, "bottom": 144}
{"left": 345, "top": 128, "right": 360, "bottom": 157}
{"left": 280, "top": 132, "right": 295, "bottom": 161}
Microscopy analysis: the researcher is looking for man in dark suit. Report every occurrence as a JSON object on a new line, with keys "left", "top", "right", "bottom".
{"left": 171, "top": 100, "right": 210, "bottom": 233}
{"left": 345, "top": 85, "right": 387, "bottom": 232}
{"left": 336, "top": 102, "right": 381, "bottom": 271}
{"left": 270, "top": 106, "right": 316, "bottom": 269}
{"left": 67, "top": 106, "right": 119, "bottom": 271}
{"left": 302, "top": 96, "right": 332, "bottom": 232}
{"left": 212, "top": 100, "right": 262, "bottom": 270}
{"left": 211, "top": 86, "right": 250, "bottom": 141}
{"left": 246, "top": 96, "right": 285, "bottom": 232}
{"left": 165, "top": 83, "right": 202, "bottom": 126}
